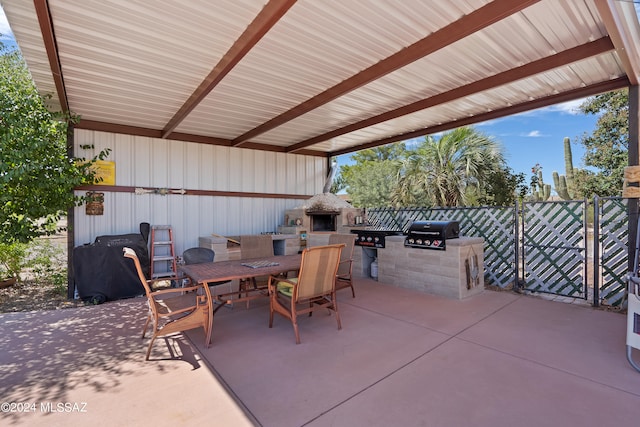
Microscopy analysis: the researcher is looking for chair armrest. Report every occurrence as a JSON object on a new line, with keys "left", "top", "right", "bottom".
{"left": 267, "top": 275, "right": 296, "bottom": 293}
{"left": 148, "top": 283, "right": 203, "bottom": 298}
{"left": 147, "top": 274, "right": 191, "bottom": 289}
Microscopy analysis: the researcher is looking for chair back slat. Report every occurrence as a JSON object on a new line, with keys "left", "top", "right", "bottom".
{"left": 296, "top": 244, "right": 344, "bottom": 300}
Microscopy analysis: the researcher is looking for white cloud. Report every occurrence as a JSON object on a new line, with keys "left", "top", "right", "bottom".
{"left": 544, "top": 99, "right": 584, "bottom": 115}
{"left": 475, "top": 118, "right": 498, "bottom": 127}
{"left": 0, "top": 7, "right": 13, "bottom": 38}
{"left": 0, "top": 6, "right": 13, "bottom": 42}
{"left": 522, "top": 130, "right": 545, "bottom": 137}
{"left": 509, "top": 98, "right": 587, "bottom": 119}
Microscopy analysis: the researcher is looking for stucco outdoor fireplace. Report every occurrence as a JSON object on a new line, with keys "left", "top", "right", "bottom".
{"left": 277, "top": 193, "right": 362, "bottom": 236}
{"left": 306, "top": 210, "right": 339, "bottom": 232}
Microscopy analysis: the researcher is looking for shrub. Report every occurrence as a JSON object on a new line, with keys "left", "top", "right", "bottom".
{"left": 0, "top": 242, "right": 29, "bottom": 280}
{"left": 26, "top": 239, "right": 67, "bottom": 294}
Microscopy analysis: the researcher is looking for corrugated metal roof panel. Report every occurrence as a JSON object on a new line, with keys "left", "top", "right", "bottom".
{"left": 49, "top": 0, "right": 268, "bottom": 128}
{"left": 3, "top": 0, "right": 638, "bottom": 155}
{"left": 175, "top": 0, "right": 488, "bottom": 138}
{"left": 228, "top": 0, "right": 614, "bottom": 147}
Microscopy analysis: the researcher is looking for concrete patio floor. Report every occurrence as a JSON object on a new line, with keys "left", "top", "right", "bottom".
{"left": 1, "top": 277, "right": 639, "bottom": 426}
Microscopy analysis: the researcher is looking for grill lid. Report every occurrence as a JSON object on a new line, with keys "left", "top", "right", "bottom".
{"left": 405, "top": 221, "right": 460, "bottom": 250}
{"left": 407, "top": 221, "right": 459, "bottom": 237}
{"left": 351, "top": 228, "right": 403, "bottom": 248}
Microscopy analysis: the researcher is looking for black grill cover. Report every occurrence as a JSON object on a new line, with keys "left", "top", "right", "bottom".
{"left": 73, "top": 224, "right": 150, "bottom": 303}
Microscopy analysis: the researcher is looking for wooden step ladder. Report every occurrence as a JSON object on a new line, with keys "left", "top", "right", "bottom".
{"left": 150, "top": 225, "right": 178, "bottom": 279}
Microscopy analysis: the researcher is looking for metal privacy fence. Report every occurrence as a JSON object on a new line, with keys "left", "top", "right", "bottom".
{"left": 521, "top": 200, "right": 587, "bottom": 299}
{"left": 596, "top": 197, "right": 628, "bottom": 307}
{"left": 365, "top": 198, "right": 630, "bottom": 307}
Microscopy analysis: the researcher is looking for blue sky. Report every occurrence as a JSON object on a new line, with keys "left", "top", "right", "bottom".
{"left": 0, "top": 7, "right": 15, "bottom": 50}
{"left": 336, "top": 100, "right": 598, "bottom": 190}
{"left": 1, "top": 5, "right": 634, "bottom": 192}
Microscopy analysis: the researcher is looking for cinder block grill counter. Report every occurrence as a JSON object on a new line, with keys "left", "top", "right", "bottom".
{"left": 378, "top": 235, "right": 484, "bottom": 300}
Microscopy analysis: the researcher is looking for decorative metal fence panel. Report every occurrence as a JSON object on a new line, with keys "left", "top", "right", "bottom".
{"left": 521, "top": 201, "right": 587, "bottom": 298}
{"left": 366, "top": 199, "right": 631, "bottom": 305}
{"left": 598, "top": 198, "right": 628, "bottom": 307}
{"left": 366, "top": 206, "right": 516, "bottom": 288}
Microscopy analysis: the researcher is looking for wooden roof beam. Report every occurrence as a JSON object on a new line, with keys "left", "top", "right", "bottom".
{"left": 33, "top": 0, "right": 68, "bottom": 113}
{"left": 75, "top": 119, "right": 326, "bottom": 157}
{"left": 232, "top": 0, "right": 541, "bottom": 147}
{"left": 160, "top": 0, "right": 297, "bottom": 138}
{"left": 594, "top": 0, "right": 640, "bottom": 85}
{"left": 288, "top": 37, "right": 614, "bottom": 152}
{"left": 330, "top": 77, "right": 630, "bottom": 157}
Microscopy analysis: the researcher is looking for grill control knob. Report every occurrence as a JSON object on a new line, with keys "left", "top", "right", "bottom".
{"left": 416, "top": 239, "right": 423, "bottom": 245}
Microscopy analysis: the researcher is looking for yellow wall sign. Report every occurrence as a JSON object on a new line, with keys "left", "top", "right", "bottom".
{"left": 91, "top": 160, "right": 116, "bottom": 185}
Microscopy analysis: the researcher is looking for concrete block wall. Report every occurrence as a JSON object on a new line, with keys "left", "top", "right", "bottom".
{"left": 198, "top": 236, "right": 240, "bottom": 261}
{"left": 377, "top": 236, "right": 484, "bottom": 299}
{"left": 198, "top": 234, "right": 301, "bottom": 260}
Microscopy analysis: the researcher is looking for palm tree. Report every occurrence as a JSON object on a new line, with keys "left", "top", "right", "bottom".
{"left": 392, "top": 127, "right": 504, "bottom": 207}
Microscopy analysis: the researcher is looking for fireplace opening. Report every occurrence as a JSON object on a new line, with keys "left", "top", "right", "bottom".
{"left": 308, "top": 211, "right": 338, "bottom": 232}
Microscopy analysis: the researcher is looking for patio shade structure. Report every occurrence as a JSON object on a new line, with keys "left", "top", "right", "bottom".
{"left": 3, "top": 0, "right": 640, "bottom": 267}
{"left": 3, "top": 0, "right": 639, "bottom": 158}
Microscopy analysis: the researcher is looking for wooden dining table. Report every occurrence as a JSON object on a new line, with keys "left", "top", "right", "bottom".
{"left": 179, "top": 254, "right": 302, "bottom": 312}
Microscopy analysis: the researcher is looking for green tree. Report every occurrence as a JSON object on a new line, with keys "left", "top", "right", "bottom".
{"left": 393, "top": 127, "right": 506, "bottom": 207}
{"left": 574, "top": 89, "right": 628, "bottom": 197}
{"left": 478, "top": 166, "right": 527, "bottom": 206}
{"left": 349, "top": 143, "right": 407, "bottom": 162}
{"left": 339, "top": 144, "right": 406, "bottom": 207}
{"left": 0, "top": 44, "right": 108, "bottom": 243}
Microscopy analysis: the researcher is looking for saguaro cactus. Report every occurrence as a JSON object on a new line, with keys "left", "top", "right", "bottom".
{"left": 552, "top": 137, "right": 575, "bottom": 200}
{"left": 531, "top": 166, "right": 551, "bottom": 201}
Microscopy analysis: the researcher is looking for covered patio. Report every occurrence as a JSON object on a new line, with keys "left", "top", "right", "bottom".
{"left": 3, "top": 0, "right": 640, "bottom": 260}
{"left": 2, "top": 2, "right": 640, "bottom": 425}
{"left": 1, "top": 278, "right": 638, "bottom": 426}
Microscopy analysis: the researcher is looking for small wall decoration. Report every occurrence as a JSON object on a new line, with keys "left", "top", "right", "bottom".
{"left": 86, "top": 191, "right": 104, "bottom": 215}
{"left": 91, "top": 160, "right": 116, "bottom": 185}
{"left": 134, "top": 187, "right": 187, "bottom": 196}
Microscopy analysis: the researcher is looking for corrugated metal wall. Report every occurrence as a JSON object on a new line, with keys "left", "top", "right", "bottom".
{"left": 73, "top": 129, "right": 326, "bottom": 254}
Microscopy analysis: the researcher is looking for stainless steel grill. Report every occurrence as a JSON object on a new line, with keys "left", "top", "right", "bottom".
{"left": 351, "top": 229, "right": 403, "bottom": 248}
{"left": 404, "top": 221, "right": 460, "bottom": 250}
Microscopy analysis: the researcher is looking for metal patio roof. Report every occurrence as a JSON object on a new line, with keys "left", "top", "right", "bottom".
{"left": 3, "top": 0, "right": 640, "bottom": 158}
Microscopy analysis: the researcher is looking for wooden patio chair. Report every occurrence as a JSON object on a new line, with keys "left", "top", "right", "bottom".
{"left": 183, "top": 247, "right": 231, "bottom": 287}
{"left": 329, "top": 233, "right": 357, "bottom": 298}
{"left": 238, "top": 235, "right": 274, "bottom": 304}
{"left": 123, "top": 247, "right": 212, "bottom": 360}
{"left": 267, "top": 243, "right": 345, "bottom": 344}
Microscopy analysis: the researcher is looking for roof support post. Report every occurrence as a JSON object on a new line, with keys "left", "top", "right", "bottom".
{"left": 628, "top": 85, "right": 639, "bottom": 273}
{"left": 66, "top": 123, "right": 76, "bottom": 299}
